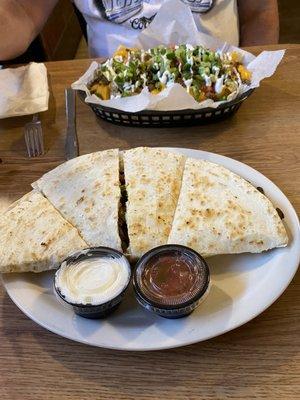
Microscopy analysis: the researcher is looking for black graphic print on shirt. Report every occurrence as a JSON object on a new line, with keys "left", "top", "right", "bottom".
{"left": 131, "top": 13, "right": 156, "bottom": 29}
{"left": 94, "top": 0, "right": 214, "bottom": 25}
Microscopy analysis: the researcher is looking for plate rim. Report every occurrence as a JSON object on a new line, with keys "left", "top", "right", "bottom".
{"left": 2, "top": 148, "right": 300, "bottom": 351}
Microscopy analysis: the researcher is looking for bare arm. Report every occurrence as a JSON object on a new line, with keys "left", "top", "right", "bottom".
{"left": 0, "top": 0, "right": 58, "bottom": 60}
{"left": 238, "top": 0, "right": 279, "bottom": 46}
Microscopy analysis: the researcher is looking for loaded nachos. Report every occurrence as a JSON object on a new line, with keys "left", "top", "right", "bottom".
{"left": 88, "top": 44, "right": 251, "bottom": 103}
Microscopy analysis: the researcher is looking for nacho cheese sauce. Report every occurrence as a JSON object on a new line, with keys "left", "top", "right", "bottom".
{"left": 139, "top": 250, "right": 208, "bottom": 306}
{"left": 55, "top": 256, "right": 130, "bottom": 305}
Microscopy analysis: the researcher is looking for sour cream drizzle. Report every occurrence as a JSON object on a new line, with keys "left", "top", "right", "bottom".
{"left": 55, "top": 256, "right": 130, "bottom": 305}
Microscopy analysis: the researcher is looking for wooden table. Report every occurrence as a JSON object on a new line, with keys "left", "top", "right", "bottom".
{"left": 0, "top": 44, "right": 299, "bottom": 400}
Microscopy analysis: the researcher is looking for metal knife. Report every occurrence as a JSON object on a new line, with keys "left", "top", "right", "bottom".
{"left": 65, "top": 88, "right": 79, "bottom": 160}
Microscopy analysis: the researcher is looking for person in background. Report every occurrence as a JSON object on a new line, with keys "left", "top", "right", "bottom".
{"left": 0, "top": 0, "right": 279, "bottom": 60}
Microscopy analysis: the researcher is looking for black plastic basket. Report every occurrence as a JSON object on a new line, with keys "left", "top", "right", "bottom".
{"left": 78, "top": 88, "right": 254, "bottom": 128}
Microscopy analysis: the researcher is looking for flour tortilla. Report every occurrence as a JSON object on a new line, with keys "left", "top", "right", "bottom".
{"left": 32, "top": 150, "right": 122, "bottom": 251}
{"left": 168, "top": 158, "right": 288, "bottom": 256}
{"left": 123, "top": 147, "right": 185, "bottom": 258}
{"left": 0, "top": 191, "right": 87, "bottom": 273}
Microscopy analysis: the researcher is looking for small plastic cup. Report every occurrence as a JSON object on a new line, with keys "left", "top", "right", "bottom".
{"left": 54, "top": 247, "right": 131, "bottom": 319}
{"left": 133, "top": 244, "right": 210, "bottom": 319}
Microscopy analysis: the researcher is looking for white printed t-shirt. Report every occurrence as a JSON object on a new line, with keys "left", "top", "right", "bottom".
{"left": 74, "top": 0, "right": 239, "bottom": 57}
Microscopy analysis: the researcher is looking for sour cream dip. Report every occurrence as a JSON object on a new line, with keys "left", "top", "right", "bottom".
{"left": 54, "top": 248, "right": 131, "bottom": 316}
{"left": 55, "top": 256, "right": 130, "bottom": 306}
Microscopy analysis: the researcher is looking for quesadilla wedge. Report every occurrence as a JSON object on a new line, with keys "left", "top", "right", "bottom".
{"left": 168, "top": 158, "right": 288, "bottom": 256}
{"left": 0, "top": 191, "right": 87, "bottom": 273}
{"left": 32, "top": 150, "right": 122, "bottom": 251}
{"left": 123, "top": 147, "right": 185, "bottom": 258}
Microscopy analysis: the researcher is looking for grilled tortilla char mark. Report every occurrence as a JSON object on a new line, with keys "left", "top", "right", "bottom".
{"left": 0, "top": 191, "right": 87, "bottom": 273}
{"left": 31, "top": 150, "right": 122, "bottom": 251}
{"left": 123, "top": 147, "right": 186, "bottom": 259}
{"left": 168, "top": 158, "right": 288, "bottom": 256}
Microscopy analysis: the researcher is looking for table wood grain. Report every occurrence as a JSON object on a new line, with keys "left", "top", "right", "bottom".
{"left": 0, "top": 44, "right": 299, "bottom": 400}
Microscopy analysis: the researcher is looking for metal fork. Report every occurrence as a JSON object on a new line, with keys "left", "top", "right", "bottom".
{"left": 24, "top": 114, "right": 44, "bottom": 157}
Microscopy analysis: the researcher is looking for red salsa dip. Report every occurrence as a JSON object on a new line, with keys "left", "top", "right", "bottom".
{"left": 133, "top": 245, "right": 210, "bottom": 318}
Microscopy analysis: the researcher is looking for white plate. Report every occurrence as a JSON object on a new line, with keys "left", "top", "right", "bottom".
{"left": 2, "top": 148, "right": 300, "bottom": 351}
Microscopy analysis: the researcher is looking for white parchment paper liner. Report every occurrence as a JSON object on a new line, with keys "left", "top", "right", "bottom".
{"left": 0, "top": 63, "right": 49, "bottom": 119}
{"left": 72, "top": 0, "right": 284, "bottom": 113}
